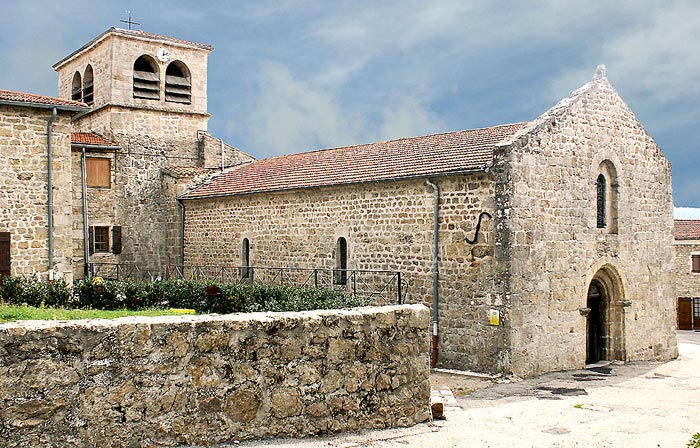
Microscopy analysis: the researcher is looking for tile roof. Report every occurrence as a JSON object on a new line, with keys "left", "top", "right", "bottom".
{"left": 117, "top": 28, "right": 213, "bottom": 51}
{"left": 182, "top": 123, "right": 526, "bottom": 199}
{"left": 54, "top": 28, "right": 212, "bottom": 69}
{"left": 675, "top": 220, "right": 700, "bottom": 240}
{"left": 163, "top": 166, "right": 216, "bottom": 178}
{"left": 71, "top": 132, "right": 119, "bottom": 147}
{"left": 0, "top": 89, "right": 88, "bottom": 110}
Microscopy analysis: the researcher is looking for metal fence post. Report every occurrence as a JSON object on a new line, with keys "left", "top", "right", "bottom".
{"left": 397, "top": 272, "right": 402, "bottom": 304}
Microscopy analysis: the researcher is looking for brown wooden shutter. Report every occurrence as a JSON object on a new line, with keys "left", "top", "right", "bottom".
{"left": 88, "top": 227, "right": 94, "bottom": 255}
{"left": 692, "top": 255, "right": 700, "bottom": 273}
{"left": 0, "top": 232, "right": 10, "bottom": 278}
{"left": 112, "top": 226, "right": 122, "bottom": 255}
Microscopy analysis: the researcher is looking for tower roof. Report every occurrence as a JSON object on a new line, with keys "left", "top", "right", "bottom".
{"left": 53, "top": 27, "right": 213, "bottom": 70}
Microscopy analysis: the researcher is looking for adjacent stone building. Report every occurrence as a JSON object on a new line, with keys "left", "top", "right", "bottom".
{"left": 181, "top": 67, "right": 678, "bottom": 377}
{"left": 0, "top": 90, "right": 88, "bottom": 282}
{"left": 675, "top": 219, "right": 700, "bottom": 330}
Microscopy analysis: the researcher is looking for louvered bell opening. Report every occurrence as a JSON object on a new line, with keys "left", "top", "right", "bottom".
{"left": 83, "top": 81, "right": 94, "bottom": 105}
{"left": 71, "top": 86, "right": 82, "bottom": 102}
{"left": 165, "top": 74, "right": 191, "bottom": 104}
{"left": 133, "top": 70, "right": 160, "bottom": 100}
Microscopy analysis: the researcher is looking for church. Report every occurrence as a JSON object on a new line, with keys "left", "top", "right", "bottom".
{"left": 0, "top": 28, "right": 678, "bottom": 377}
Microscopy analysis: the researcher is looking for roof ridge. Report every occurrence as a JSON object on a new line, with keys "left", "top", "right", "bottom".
{"left": 256, "top": 122, "right": 529, "bottom": 162}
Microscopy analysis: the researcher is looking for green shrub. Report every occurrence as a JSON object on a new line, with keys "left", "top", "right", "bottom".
{"left": 1, "top": 274, "right": 370, "bottom": 313}
{"left": 688, "top": 433, "right": 700, "bottom": 448}
{"left": 0, "top": 275, "right": 71, "bottom": 308}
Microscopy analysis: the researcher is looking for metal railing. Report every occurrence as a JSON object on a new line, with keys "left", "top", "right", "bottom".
{"left": 88, "top": 263, "right": 406, "bottom": 305}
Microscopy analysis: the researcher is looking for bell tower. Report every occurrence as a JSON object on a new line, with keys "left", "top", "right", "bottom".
{"left": 53, "top": 27, "right": 212, "bottom": 148}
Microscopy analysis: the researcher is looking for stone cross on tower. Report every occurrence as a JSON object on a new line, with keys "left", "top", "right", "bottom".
{"left": 120, "top": 11, "right": 140, "bottom": 30}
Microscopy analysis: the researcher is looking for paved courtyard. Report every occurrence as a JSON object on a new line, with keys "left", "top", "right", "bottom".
{"left": 233, "top": 331, "right": 700, "bottom": 448}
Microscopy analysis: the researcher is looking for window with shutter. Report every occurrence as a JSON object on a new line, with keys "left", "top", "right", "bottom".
{"left": 91, "top": 227, "right": 109, "bottom": 253}
{"left": 692, "top": 254, "right": 700, "bottom": 273}
{"left": 86, "top": 157, "right": 110, "bottom": 188}
{"left": 112, "top": 226, "right": 122, "bottom": 255}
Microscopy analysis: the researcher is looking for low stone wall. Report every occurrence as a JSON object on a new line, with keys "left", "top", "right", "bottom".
{"left": 0, "top": 305, "right": 430, "bottom": 447}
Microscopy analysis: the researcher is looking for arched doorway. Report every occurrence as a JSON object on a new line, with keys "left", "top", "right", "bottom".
{"left": 586, "top": 281, "right": 604, "bottom": 363}
{"left": 586, "top": 266, "right": 625, "bottom": 364}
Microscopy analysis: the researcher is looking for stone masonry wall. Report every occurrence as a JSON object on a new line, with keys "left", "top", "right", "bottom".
{"left": 498, "top": 74, "right": 677, "bottom": 377}
{"left": 183, "top": 176, "right": 509, "bottom": 372}
{"left": 0, "top": 305, "right": 430, "bottom": 447}
{"left": 0, "top": 105, "right": 74, "bottom": 282}
{"left": 675, "top": 241, "right": 700, "bottom": 297}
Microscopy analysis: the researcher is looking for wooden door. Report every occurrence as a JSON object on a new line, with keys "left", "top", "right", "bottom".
{"left": 0, "top": 232, "right": 10, "bottom": 278}
{"left": 678, "top": 298, "right": 693, "bottom": 330}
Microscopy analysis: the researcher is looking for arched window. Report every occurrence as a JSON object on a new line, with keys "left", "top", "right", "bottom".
{"left": 596, "top": 174, "right": 606, "bottom": 228}
{"left": 71, "top": 72, "right": 82, "bottom": 102}
{"left": 83, "top": 65, "right": 94, "bottom": 106}
{"left": 165, "top": 61, "right": 191, "bottom": 104}
{"left": 596, "top": 160, "right": 619, "bottom": 233}
{"left": 334, "top": 237, "right": 348, "bottom": 285}
{"left": 133, "top": 55, "right": 160, "bottom": 100}
{"left": 241, "top": 238, "right": 250, "bottom": 279}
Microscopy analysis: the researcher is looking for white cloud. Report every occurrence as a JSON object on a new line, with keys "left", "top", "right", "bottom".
{"left": 241, "top": 61, "right": 444, "bottom": 156}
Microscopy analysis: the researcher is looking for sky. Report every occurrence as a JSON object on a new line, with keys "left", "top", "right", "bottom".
{"left": 1, "top": 1, "right": 698, "bottom": 207}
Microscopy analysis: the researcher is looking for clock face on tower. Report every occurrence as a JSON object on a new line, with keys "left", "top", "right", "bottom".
{"left": 156, "top": 48, "right": 171, "bottom": 62}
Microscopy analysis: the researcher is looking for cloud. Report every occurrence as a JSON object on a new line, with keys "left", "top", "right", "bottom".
{"left": 241, "top": 61, "right": 444, "bottom": 156}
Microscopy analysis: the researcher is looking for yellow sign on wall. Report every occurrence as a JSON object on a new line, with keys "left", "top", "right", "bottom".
{"left": 489, "top": 309, "right": 500, "bottom": 326}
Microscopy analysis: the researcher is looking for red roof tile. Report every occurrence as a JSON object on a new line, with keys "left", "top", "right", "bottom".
{"left": 163, "top": 166, "right": 216, "bottom": 178}
{"left": 675, "top": 220, "right": 700, "bottom": 240}
{"left": 71, "top": 132, "right": 119, "bottom": 147}
{"left": 120, "top": 28, "right": 213, "bottom": 51}
{"left": 0, "top": 89, "right": 88, "bottom": 110}
{"left": 182, "top": 123, "right": 526, "bottom": 199}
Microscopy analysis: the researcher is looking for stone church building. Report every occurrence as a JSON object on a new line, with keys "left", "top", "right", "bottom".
{"left": 180, "top": 67, "right": 678, "bottom": 376}
{"left": 0, "top": 28, "right": 679, "bottom": 377}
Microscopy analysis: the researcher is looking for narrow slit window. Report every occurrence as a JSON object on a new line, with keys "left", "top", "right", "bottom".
{"left": 241, "top": 238, "right": 250, "bottom": 279}
{"left": 83, "top": 65, "right": 94, "bottom": 106}
{"left": 596, "top": 174, "right": 606, "bottom": 228}
{"left": 71, "top": 72, "right": 82, "bottom": 102}
{"left": 334, "top": 237, "right": 348, "bottom": 285}
{"left": 133, "top": 56, "right": 160, "bottom": 100}
{"left": 165, "top": 61, "right": 191, "bottom": 104}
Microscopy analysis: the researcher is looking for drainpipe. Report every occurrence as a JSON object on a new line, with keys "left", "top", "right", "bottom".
{"left": 46, "top": 108, "right": 58, "bottom": 281}
{"left": 425, "top": 178, "right": 440, "bottom": 368}
{"left": 176, "top": 198, "right": 185, "bottom": 271}
{"left": 221, "top": 139, "right": 225, "bottom": 172}
{"left": 81, "top": 148, "right": 90, "bottom": 276}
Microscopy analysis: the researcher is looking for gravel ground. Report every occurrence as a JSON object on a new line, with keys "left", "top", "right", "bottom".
{"left": 211, "top": 331, "right": 700, "bottom": 448}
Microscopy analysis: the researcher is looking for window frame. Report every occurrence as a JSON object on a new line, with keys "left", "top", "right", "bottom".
{"left": 692, "top": 254, "right": 700, "bottom": 274}
{"left": 92, "top": 226, "right": 110, "bottom": 253}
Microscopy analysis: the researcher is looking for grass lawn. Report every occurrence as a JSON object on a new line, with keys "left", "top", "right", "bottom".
{"left": 0, "top": 304, "right": 196, "bottom": 323}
